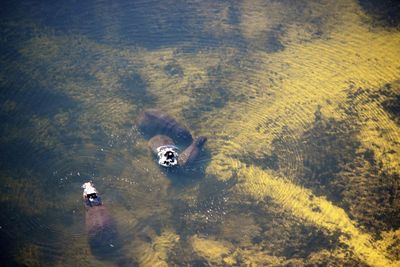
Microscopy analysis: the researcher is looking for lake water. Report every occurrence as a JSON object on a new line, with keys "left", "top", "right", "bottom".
{"left": 0, "top": 0, "right": 399, "bottom": 266}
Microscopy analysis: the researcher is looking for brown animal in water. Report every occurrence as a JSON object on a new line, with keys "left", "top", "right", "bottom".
{"left": 138, "top": 109, "right": 207, "bottom": 168}
{"left": 82, "top": 182, "right": 118, "bottom": 259}
{"left": 137, "top": 109, "right": 193, "bottom": 143}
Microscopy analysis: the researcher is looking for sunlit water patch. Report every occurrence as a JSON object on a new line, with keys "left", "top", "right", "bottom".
{"left": 0, "top": 0, "right": 399, "bottom": 266}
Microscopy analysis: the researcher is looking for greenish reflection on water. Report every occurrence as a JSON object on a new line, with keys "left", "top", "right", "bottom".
{"left": 0, "top": 0, "right": 399, "bottom": 266}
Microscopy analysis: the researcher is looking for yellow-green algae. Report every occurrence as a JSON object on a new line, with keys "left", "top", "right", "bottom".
{"left": 189, "top": 234, "right": 361, "bottom": 266}
{"left": 0, "top": 175, "right": 53, "bottom": 216}
{"left": 200, "top": 1, "right": 400, "bottom": 266}
{"left": 15, "top": 244, "right": 43, "bottom": 267}
{"left": 234, "top": 163, "right": 396, "bottom": 266}
{"left": 134, "top": 230, "right": 180, "bottom": 267}
{"left": 1, "top": 0, "right": 399, "bottom": 265}
{"left": 190, "top": 235, "right": 236, "bottom": 265}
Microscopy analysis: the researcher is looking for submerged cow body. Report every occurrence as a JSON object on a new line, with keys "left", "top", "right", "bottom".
{"left": 137, "top": 109, "right": 193, "bottom": 144}
{"left": 82, "top": 182, "right": 118, "bottom": 259}
{"left": 138, "top": 109, "right": 207, "bottom": 168}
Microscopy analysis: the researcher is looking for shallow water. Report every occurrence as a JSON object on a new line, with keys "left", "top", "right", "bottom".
{"left": 0, "top": 0, "right": 399, "bottom": 266}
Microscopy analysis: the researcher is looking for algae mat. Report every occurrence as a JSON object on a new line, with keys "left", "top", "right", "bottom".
{"left": 0, "top": 0, "right": 399, "bottom": 266}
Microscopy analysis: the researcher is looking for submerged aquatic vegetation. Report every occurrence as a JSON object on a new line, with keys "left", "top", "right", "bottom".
{"left": 0, "top": 0, "right": 399, "bottom": 266}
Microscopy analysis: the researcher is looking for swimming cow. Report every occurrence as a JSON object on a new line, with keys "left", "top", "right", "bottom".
{"left": 137, "top": 108, "right": 193, "bottom": 143}
{"left": 82, "top": 182, "right": 118, "bottom": 259}
{"left": 137, "top": 109, "right": 207, "bottom": 168}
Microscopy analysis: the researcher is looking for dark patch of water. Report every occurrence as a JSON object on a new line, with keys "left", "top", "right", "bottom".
{"left": 0, "top": 87, "right": 77, "bottom": 118}
{"left": 121, "top": 73, "right": 157, "bottom": 109}
{"left": 359, "top": 0, "right": 400, "bottom": 27}
{"left": 300, "top": 108, "right": 360, "bottom": 191}
{"left": 0, "top": 139, "right": 59, "bottom": 175}
{"left": 0, "top": 0, "right": 221, "bottom": 49}
{"left": 293, "top": 91, "right": 400, "bottom": 234}
{"left": 380, "top": 82, "right": 400, "bottom": 126}
{"left": 0, "top": 204, "right": 63, "bottom": 266}
{"left": 234, "top": 152, "right": 279, "bottom": 172}
{"left": 171, "top": 176, "right": 235, "bottom": 239}
{"left": 182, "top": 64, "right": 237, "bottom": 127}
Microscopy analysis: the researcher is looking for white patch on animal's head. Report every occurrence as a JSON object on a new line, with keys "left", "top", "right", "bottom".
{"left": 82, "top": 181, "right": 97, "bottom": 196}
{"left": 157, "top": 146, "right": 179, "bottom": 167}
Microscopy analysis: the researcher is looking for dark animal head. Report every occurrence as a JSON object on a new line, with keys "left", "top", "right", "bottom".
{"left": 194, "top": 136, "right": 207, "bottom": 147}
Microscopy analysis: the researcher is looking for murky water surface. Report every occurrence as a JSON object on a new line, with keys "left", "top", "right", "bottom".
{"left": 1, "top": 0, "right": 399, "bottom": 266}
